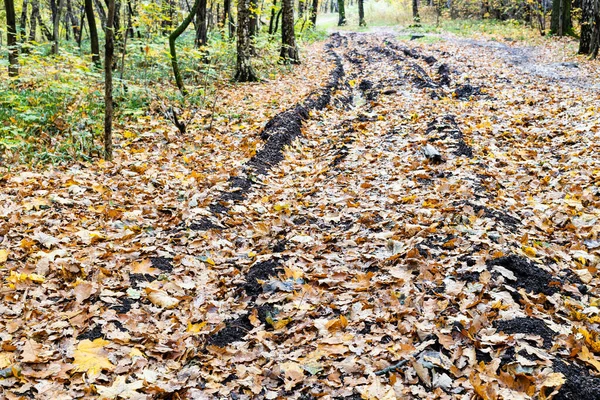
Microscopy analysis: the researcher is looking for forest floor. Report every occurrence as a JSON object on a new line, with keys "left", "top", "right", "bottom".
{"left": 1, "top": 30, "right": 600, "bottom": 399}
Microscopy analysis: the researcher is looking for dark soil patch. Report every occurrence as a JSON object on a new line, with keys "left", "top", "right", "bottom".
{"left": 487, "top": 255, "right": 559, "bottom": 296}
{"left": 111, "top": 296, "right": 135, "bottom": 314}
{"left": 150, "top": 257, "right": 173, "bottom": 272}
{"left": 437, "top": 64, "right": 451, "bottom": 86}
{"left": 208, "top": 313, "right": 253, "bottom": 346}
{"left": 129, "top": 273, "right": 155, "bottom": 287}
{"left": 189, "top": 217, "right": 223, "bottom": 231}
{"left": 208, "top": 202, "right": 229, "bottom": 215}
{"left": 272, "top": 239, "right": 287, "bottom": 253}
{"left": 494, "top": 317, "right": 555, "bottom": 348}
{"left": 426, "top": 115, "right": 473, "bottom": 158}
{"left": 411, "top": 63, "right": 439, "bottom": 89}
{"left": 242, "top": 259, "right": 283, "bottom": 297}
{"left": 454, "top": 84, "right": 481, "bottom": 99}
{"left": 463, "top": 201, "right": 520, "bottom": 227}
{"left": 209, "top": 304, "right": 275, "bottom": 347}
{"left": 221, "top": 176, "right": 254, "bottom": 202}
{"left": 76, "top": 324, "right": 103, "bottom": 340}
{"left": 553, "top": 359, "right": 600, "bottom": 400}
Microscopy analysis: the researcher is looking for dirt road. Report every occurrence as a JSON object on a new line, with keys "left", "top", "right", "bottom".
{"left": 2, "top": 32, "right": 600, "bottom": 399}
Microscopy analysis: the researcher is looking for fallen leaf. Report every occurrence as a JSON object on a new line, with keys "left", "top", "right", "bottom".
{"left": 73, "top": 339, "right": 114, "bottom": 377}
{"left": 96, "top": 375, "right": 144, "bottom": 399}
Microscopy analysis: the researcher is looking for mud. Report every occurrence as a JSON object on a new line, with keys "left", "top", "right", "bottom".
{"left": 242, "top": 259, "right": 283, "bottom": 297}
{"left": 553, "top": 359, "right": 600, "bottom": 400}
{"left": 487, "top": 255, "right": 559, "bottom": 296}
{"left": 494, "top": 317, "right": 555, "bottom": 348}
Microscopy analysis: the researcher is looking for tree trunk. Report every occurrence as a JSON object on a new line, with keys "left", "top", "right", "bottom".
{"left": 95, "top": 0, "right": 107, "bottom": 29}
{"left": 268, "top": 0, "right": 277, "bottom": 34}
{"left": 249, "top": 0, "right": 258, "bottom": 53}
{"left": 337, "top": 0, "right": 346, "bottom": 25}
{"left": 551, "top": 0, "right": 572, "bottom": 35}
{"left": 4, "top": 0, "right": 19, "bottom": 77}
{"left": 358, "top": 0, "right": 365, "bottom": 26}
{"left": 19, "top": 0, "right": 28, "bottom": 42}
{"left": 85, "top": 0, "right": 101, "bottom": 65}
{"left": 310, "top": 0, "right": 318, "bottom": 26}
{"left": 169, "top": 0, "right": 202, "bottom": 94}
{"left": 579, "top": 0, "right": 594, "bottom": 52}
{"left": 29, "top": 0, "right": 39, "bottom": 41}
{"left": 194, "top": 0, "right": 208, "bottom": 47}
{"left": 104, "top": 0, "right": 116, "bottom": 160}
{"left": 67, "top": 0, "right": 81, "bottom": 42}
{"left": 412, "top": 0, "right": 420, "bottom": 22}
{"left": 53, "top": 0, "right": 65, "bottom": 53}
{"left": 274, "top": 7, "right": 283, "bottom": 33}
{"left": 236, "top": 0, "right": 259, "bottom": 81}
{"left": 224, "top": 0, "right": 235, "bottom": 38}
{"left": 280, "top": 0, "right": 299, "bottom": 63}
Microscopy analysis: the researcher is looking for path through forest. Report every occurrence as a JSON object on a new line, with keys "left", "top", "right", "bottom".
{"left": 1, "top": 32, "right": 600, "bottom": 399}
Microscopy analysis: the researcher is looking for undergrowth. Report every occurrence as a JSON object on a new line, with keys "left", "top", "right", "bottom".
{"left": 0, "top": 26, "right": 327, "bottom": 167}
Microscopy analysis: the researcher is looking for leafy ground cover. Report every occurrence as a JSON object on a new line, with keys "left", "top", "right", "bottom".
{"left": 1, "top": 25, "right": 600, "bottom": 400}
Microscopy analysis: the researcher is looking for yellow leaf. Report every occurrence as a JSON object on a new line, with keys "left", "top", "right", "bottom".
{"left": 122, "top": 130, "right": 137, "bottom": 139}
{"left": 266, "top": 316, "right": 291, "bottom": 330}
{"left": 7, "top": 271, "right": 45, "bottom": 284}
{"left": 73, "top": 339, "right": 114, "bottom": 377}
{"left": 187, "top": 321, "right": 207, "bottom": 333}
{"left": 349, "top": 79, "right": 356, "bottom": 87}
{"left": 0, "top": 249, "right": 8, "bottom": 264}
{"left": 129, "top": 348, "right": 145, "bottom": 358}
{"left": 273, "top": 202, "right": 290, "bottom": 211}
{"left": 146, "top": 288, "right": 180, "bottom": 309}
{"left": 523, "top": 246, "right": 537, "bottom": 258}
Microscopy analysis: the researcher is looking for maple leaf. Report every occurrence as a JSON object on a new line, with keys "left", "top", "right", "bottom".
{"left": 73, "top": 339, "right": 114, "bottom": 377}
{"left": 96, "top": 376, "right": 144, "bottom": 399}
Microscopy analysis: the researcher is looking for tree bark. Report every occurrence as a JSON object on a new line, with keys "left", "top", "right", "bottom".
{"left": 19, "top": 0, "right": 28, "bottom": 42}
{"left": 337, "top": 0, "right": 346, "bottom": 25}
{"left": 249, "top": 0, "right": 258, "bottom": 53}
{"left": 29, "top": 0, "right": 39, "bottom": 41}
{"left": 268, "top": 0, "right": 277, "bottom": 34}
{"left": 310, "top": 0, "right": 318, "bottom": 27}
{"left": 169, "top": 0, "right": 202, "bottom": 94}
{"left": 104, "top": 0, "right": 116, "bottom": 160}
{"left": 236, "top": 0, "right": 259, "bottom": 81}
{"left": 52, "top": 0, "right": 65, "bottom": 54}
{"left": 550, "top": 0, "right": 572, "bottom": 35}
{"left": 358, "top": 0, "right": 365, "bottom": 26}
{"left": 4, "top": 0, "right": 19, "bottom": 77}
{"left": 280, "top": 0, "right": 299, "bottom": 63}
{"left": 85, "top": 0, "right": 101, "bottom": 65}
{"left": 194, "top": 0, "right": 208, "bottom": 47}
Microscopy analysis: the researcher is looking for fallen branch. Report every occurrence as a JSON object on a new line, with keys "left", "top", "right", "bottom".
{"left": 374, "top": 358, "right": 410, "bottom": 376}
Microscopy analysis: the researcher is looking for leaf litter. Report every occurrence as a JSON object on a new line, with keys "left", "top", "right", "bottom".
{"left": 1, "top": 33, "right": 600, "bottom": 399}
